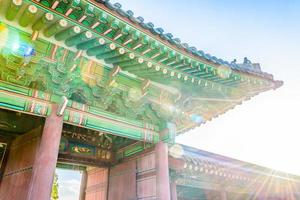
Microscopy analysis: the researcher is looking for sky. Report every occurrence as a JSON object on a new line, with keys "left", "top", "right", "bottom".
{"left": 112, "top": 0, "right": 300, "bottom": 174}
{"left": 58, "top": 0, "right": 300, "bottom": 199}
{"left": 56, "top": 169, "right": 82, "bottom": 200}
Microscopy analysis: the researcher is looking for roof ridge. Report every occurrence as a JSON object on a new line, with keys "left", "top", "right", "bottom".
{"left": 98, "top": 0, "right": 277, "bottom": 80}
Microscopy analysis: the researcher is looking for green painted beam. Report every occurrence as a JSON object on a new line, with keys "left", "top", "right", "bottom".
{"left": 0, "top": 81, "right": 160, "bottom": 143}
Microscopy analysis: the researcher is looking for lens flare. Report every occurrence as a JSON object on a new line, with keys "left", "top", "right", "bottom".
{"left": 0, "top": 25, "right": 35, "bottom": 57}
{"left": 169, "top": 144, "right": 184, "bottom": 158}
{"left": 24, "top": 46, "right": 35, "bottom": 57}
{"left": 191, "top": 114, "right": 204, "bottom": 124}
{"left": 12, "top": 42, "right": 20, "bottom": 51}
{"left": 217, "top": 65, "right": 232, "bottom": 79}
{"left": 0, "top": 24, "right": 5, "bottom": 32}
{"left": 128, "top": 87, "right": 143, "bottom": 102}
{"left": 0, "top": 23, "right": 9, "bottom": 48}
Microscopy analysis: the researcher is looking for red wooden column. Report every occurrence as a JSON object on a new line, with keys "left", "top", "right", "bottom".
{"left": 155, "top": 141, "right": 171, "bottom": 200}
{"left": 221, "top": 190, "right": 227, "bottom": 200}
{"left": 170, "top": 182, "right": 178, "bottom": 200}
{"left": 79, "top": 170, "right": 87, "bottom": 200}
{"left": 26, "top": 104, "right": 64, "bottom": 200}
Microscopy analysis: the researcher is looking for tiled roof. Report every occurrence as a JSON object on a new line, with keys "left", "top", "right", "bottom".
{"left": 98, "top": 0, "right": 276, "bottom": 80}
{"left": 176, "top": 144, "right": 300, "bottom": 181}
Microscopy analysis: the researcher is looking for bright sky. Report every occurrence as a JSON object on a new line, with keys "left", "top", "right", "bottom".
{"left": 113, "top": 0, "right": 300, "bottom": 175}
{"left": 56, "top": 169, "right": 81, "bottom": 200}
{"left": 58, "top": 0, "right": 300, "bottom": 199}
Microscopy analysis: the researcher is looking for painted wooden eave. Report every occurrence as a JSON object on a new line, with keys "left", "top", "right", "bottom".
{"left": 15, "top": 0, "right": 281, "bottom": 89}
{"left": 0, "top": 0, "right": 283, "bottom": 137}
{"left": 168, "top": 144, "right": 300, "bottom": 195}
{"left": 92, "top": 0, "right": 278, "bottom": 80}
{"left": 176, "top": 80, "right": 283, "bottom": 134}
{"left": 169, "top": 144, "right": 300, "bottom": 183}
{"left": 0, "top": 81, "right": 160, "bottom": 143}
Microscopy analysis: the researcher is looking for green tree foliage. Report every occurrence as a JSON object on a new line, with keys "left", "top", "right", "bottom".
{"left": 51, "top": 173, "right": 59, "bottom": 200}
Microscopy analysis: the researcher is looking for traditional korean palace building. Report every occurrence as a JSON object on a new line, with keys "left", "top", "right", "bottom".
{"left": 0, "top": 0, "right": 298, "bottom": 199}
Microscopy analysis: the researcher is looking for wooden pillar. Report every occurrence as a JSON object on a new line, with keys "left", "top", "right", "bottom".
{"left": 221, "top": 190, "right": 227, "bottom": 200}
{"left": 79, "top": 170, "right": 87, "bottom": 200}
{"left": 0, "top": 127, "right": 42, "bottom": 200}
{"left": 155, "top": 141, "right": 171, "bottom": 200}
{"left": 26, "top": 104, "right": 63, "bottom": 200}
{"left": 170, "top": 182, "right": 178, "bottom": 200}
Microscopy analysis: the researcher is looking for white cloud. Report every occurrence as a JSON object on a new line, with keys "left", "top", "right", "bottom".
{"left": 56, "top": 169, "right": 82, "bottom": 200}
{"left": 58, "top": 178, "right": 81, "bottom": 200}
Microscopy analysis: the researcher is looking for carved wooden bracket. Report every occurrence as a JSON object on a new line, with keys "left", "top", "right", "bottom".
{"left": 107, "top": 65, "right": 121, "bottom": 87}
{"left": 56, "top": 96, "right": 68, "bottom": 116}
